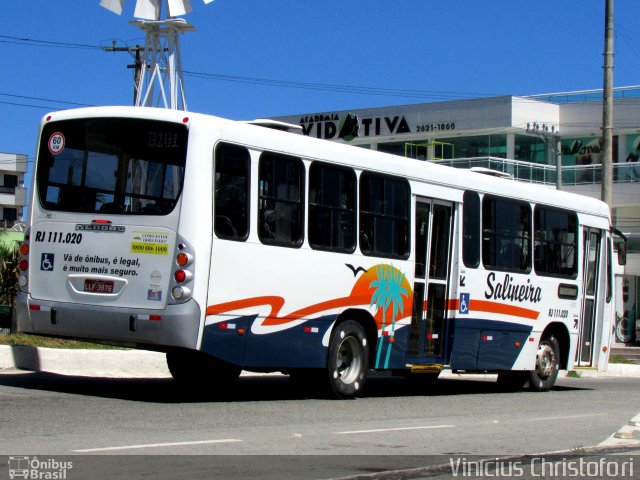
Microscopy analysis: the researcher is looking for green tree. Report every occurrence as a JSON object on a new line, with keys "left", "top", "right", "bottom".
{"left": 0, "top": 236, "right": 20, "bottom": 306}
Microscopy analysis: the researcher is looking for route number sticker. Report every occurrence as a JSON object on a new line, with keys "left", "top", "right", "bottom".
{"left": 48, "top": 132, "right": 65, "bottom": 155}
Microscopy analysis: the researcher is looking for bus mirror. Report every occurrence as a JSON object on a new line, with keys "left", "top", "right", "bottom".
{"left": 617, "top": 241, "right": 627, "bottom": 266}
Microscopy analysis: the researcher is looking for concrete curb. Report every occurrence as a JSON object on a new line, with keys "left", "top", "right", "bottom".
{"left": 574, "top": 363, "right": 640, "bottom": 378}
{"left": 0, "top": 345, "right": 171, "bottom": 378}
{"left": 2, "top": 345, "right": 640, "bottom": 379}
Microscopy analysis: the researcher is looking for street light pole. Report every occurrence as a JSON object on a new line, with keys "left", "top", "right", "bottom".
{"left": 601, "top": 0, "right": 614, "bottom": 209}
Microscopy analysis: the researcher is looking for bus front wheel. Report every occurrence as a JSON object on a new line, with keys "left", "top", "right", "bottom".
{"left": 326, "top": 320, "right": 369, "bottom": 399}
{"left": 528, "top": 335, "right": 560, "bottom": 392}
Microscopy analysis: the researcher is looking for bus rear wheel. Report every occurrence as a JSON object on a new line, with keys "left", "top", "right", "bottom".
{"left": 528, "top": 335, "right": 560, "bottom": 392}
{"left": 326, "top": 320, "right": 369, "bottom": 399}
{"left": 167, "top": 349, "right": 241, "bottom": 389}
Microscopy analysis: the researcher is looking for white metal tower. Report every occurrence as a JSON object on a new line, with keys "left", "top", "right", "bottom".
{"left": 100, "top": 0, "right": 213, "bottom": 110}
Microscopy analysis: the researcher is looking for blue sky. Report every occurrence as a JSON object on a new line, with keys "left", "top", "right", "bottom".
{"left": 1, "top": 0, "right": 638, "bottom": 176}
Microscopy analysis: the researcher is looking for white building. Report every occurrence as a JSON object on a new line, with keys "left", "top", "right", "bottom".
{"left": 0, "top": 152, "right": 27, "bottom": 229}
{"left": 273, "top": 86, "right": 640, "bottom": 342}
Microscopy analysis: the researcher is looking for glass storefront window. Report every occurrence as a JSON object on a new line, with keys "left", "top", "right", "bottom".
{"left": 383, "top": 135, "right": 507, "bottom": 161}
{"left": 436, "top": 134, "right": 506, "bottom": 159}
{"left": 514, "top": 134, "right": 547, "bottom": 163}
{"left": 378, "top": 141, "right": 407, "bottom": 157}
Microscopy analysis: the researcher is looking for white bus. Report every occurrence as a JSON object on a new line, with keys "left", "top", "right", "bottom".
{"left": 17, "top": 106, "right": 618, "bottom": 398}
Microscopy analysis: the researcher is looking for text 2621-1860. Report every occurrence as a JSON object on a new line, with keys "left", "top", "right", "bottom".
{"left": 415, "top": 123, "right": 455, "bottom": 133}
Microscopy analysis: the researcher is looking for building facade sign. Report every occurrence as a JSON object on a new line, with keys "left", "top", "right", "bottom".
{"left": 299, "top": 112, "right": 460, "bottom": 141}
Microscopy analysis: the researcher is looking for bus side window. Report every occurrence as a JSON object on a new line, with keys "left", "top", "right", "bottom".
{"left": 359, "top": 172, "right": 410, "bottom": 258}
{"left": 308, "top": 162, "right": 356, "bottom": 253}
{"left": 258, "top": 152, "right": 304, "bottom": 247}
{"left": 533, "top": 206, "right": 577, "bottom": 278}
{"left": 462, "top": 190, "right": 480, "bottom": 268}
{"left": 214, "top": 143, "right": 250, "bottom": 241}
{"left": 482, "top": 195, "right": 531, "bottom": 273}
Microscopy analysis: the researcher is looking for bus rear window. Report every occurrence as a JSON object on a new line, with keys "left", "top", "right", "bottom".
{"left": 37, "top": 118, "right": 187, "bottom": 215}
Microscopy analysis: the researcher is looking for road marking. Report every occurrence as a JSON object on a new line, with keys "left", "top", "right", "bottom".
{"left": 336, "top": 425, "right": 455, "bottom": 435}
{"left": 527, "top": 413, "right": 607, "bottom": 422}
{"left": 72, "top": 439, "right": 242, "bottom": 453}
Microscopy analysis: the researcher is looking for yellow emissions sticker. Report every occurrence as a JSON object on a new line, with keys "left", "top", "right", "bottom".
{"left": 130, "top": 242, "right": 169, "bottom": 255}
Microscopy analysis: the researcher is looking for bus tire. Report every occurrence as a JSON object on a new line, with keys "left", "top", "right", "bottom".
{"left": 496, "top": 371, "right": 528, "bottom": 391}
{"left": 326, "top": 320, "right": 369, "bottom": 399}
{"left": 528, "top": 335, "right": 560, "bottom": 392}
{"left": 166, "top": 349, "right": 241, "bottom": 388}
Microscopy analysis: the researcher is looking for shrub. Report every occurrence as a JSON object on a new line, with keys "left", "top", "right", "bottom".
{"left": 0, "top": 238, "right": 20, "bottom": 306}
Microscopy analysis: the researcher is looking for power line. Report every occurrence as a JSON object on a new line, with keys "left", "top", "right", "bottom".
{"left": 183, "top": 70, "right": 500, "bottom": 100}
{"left": 0, "top": 92, "right": 94, "bottom": 108}
{"left": 1, "top": 34, "right": 505, "bottom": 101}
{"left": 0, "top": 34, "right": 101, "bottom": 50}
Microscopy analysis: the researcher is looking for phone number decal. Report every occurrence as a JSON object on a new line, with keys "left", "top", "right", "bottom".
{"left": 415, "top": 122, "right": 456, "bottom": 133}
{"left": 130, "top": 242, "right": 169, "bottom": 255}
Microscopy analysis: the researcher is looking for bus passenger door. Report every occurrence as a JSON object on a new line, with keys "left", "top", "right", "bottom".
{"left": 407, "top": 198, "right": 453, "bottom": 363}
{"left": 577, "top": 228, "right": 601, "bottom": 366}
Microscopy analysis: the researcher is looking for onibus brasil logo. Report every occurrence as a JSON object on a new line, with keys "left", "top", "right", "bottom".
{"left": 8, "top": 456, "right": 73, "bottom": 479}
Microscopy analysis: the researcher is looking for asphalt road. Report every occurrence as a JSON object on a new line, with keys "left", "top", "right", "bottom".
{"left": 0, "top": 371, "right": 639, "bottom": 479}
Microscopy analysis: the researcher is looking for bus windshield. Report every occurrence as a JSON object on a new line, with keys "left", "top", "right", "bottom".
{"left": 37, "top": 118, "right": 188, "bottom": 215}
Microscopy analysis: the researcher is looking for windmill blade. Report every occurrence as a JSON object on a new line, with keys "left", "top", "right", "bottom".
{"left": 99, "top": 0, "right": 125, "bottom": 15}
{"left": 134, "top": 0, "right": 161, "bottom": 20}
{"left": 167, "top": 0, "right": 192, "bottom": 17}
{"left": 167, "top": 0, "right": 215, "bottom": 17}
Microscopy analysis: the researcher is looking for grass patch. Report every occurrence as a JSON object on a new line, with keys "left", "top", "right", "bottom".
{"left": 609, "top": 354, "right": 635, "bottom": 364}
{"left": 566, "top": 370, "right": 582, "bottom": 378}
{"left": 0, "top": 332, "right": 124, "bottom": 349}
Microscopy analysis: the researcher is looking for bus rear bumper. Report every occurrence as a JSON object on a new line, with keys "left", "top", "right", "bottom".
{"left": 16, "top": 292, "right": 201, "bottom": 351}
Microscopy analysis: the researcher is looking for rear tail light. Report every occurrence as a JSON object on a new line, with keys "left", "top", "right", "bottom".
{"left": 173, "top": 269, "right": 192, "bottom": 283}
{"left": 169, "top": 238, "right": 194, "bottom": 304}
{"left": 174, "top": 269, "right": 187, "bottom": 283}
{"left": 176, "top": 252, "right": 192, "bottom": 267}
{"left": 18, "top": 230, "right": 30, "bottom": 292}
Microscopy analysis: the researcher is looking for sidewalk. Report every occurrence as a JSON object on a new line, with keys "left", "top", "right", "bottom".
{"left": 2, "top": 345, "right": 640, "bottom": 379}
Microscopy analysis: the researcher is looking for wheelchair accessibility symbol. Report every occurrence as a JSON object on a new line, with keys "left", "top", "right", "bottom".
{"left": 459, "top": 293, "right": 470, "bottom": 314}
{"left": 41, "top": 253, "right": 55, "bottom": 271}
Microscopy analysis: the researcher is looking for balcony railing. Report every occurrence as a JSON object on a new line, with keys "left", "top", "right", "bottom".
{"left": 436, "top": 156, "right": 640, "bottom": 186}
{"left": 435, "top": 157, "right": 557, "bottom": 185}
{"left": 528, "top": 85, "right": 640, "bottom": 104}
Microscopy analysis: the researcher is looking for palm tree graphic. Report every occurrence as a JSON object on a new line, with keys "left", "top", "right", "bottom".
{"left": 370, "top": 264, "right": 408, "bottom": 368}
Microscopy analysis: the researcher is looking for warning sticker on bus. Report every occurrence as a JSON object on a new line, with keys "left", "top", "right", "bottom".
{"left": 130, "top": 242, "right": 169, "bottom": 255}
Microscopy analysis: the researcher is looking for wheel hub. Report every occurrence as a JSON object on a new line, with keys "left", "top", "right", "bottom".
{"left": 536, "top": 343, "right": 556, "bottom": 378}
{"left": 336, "top": 336, "right": 362, "bottom": 384}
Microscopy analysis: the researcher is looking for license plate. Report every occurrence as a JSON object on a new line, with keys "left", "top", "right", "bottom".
{"left": 84, "top": 279, "right": 114, "bottom": 294}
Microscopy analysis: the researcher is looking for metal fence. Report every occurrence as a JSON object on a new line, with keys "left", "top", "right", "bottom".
{"left": 437, "top": 156, "right": 640, "bottom": 187}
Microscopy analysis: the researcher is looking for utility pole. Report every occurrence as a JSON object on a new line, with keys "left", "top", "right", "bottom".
{"left": 103, "top": 42, "right": 144, "bottom": 106}
{"left": 601, "top": 0, "right": 614, "bottom": 209}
